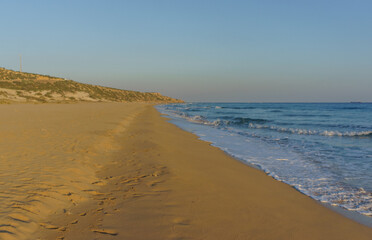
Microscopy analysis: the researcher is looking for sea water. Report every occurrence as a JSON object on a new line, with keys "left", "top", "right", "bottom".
{"left": 156, "top": 103, "right": 372, "bottom": 219}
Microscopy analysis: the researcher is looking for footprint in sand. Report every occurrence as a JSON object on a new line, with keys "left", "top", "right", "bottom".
{"left": 92, "top": 228, "right": 118, "bottom": 236}
{"left": 70, "top": 219, "right": 78, "bottom": 224}
{"left": 152, "top": 171, "right": 163, "bottom": 177}
{"left": 40, "top": 223, "right": 59, "bottom": 229}
{"left": 147, "top": 180, "right": 162, "bottom": 187}
{"left": 58, "top": 226, "right": 67, "bottom": 231}
{"left": 173, "top": 217, "right": 191, "bottom": 225}
{"left": 91, "top": 180, "right": 105, "bottom": 186}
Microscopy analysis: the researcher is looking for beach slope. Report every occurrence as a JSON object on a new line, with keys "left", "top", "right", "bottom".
{"left": 36, "top": 104, "right": 372, "bottom": 240}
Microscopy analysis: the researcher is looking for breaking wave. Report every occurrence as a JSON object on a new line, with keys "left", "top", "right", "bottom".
{"left": 171, "top": 111, "right": 372, "bottom": 138}
{"left": 246, "top": 124, "right": 372, "bottom": 137}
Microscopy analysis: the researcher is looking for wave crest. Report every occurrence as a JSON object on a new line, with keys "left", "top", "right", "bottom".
{"left": 165, "top": 109, "right": 372, "bottom": 138}
{"left": 247, "top": 124, "right": 372, "bottom": 137}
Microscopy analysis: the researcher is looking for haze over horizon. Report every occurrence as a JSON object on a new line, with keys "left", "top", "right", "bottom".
{"left": 1, "top": 0, "right": 371, "bottom": 102}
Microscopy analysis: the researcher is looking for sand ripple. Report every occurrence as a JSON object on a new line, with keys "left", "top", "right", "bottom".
{"left": 0, "top": 103, "right": 143, "bottom": 240}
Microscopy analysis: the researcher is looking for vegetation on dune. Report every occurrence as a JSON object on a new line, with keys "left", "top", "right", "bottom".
{"left": 0, "top": 67, "right": 63, "bottom": 81}
{"left": 0, "top": 67, "right": 183, "bottom": 103}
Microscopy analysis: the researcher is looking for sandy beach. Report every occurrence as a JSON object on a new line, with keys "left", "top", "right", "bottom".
{"left": 0, "top": 103, "right": 371, "bottom": 240}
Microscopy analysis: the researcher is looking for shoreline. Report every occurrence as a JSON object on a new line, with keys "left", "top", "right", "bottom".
{"left": 157, "top": 104, "right": 372, "bottom": 225}
{"left": 164, "top": 113, "right": 372, "bottom": 228}
{"left": 0, "top": 103, "right": 370, "bottom": 239}
{"left": 194, "top": 138, "right": 372, "bottom": 228}
{"left": 166, "top": 120, "right": 372, "bottom": 228}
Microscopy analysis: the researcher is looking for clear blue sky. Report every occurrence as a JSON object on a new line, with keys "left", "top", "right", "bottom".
{"left": 1, "top": 0, "right": 371, "bottom": 102}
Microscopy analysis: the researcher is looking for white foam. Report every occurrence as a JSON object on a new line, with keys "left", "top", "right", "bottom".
{"left": 247, "top": 123, "right": 372, "bottom": 137}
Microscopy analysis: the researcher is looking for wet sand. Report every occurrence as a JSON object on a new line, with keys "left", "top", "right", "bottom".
{"left": 0, "top": 103, "right": 371, "bottom": 239}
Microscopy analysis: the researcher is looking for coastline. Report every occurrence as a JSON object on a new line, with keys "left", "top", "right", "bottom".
{"left": 157, "top": 102, "right": 372, "bottom": 223}
{"left": 0, "top": 103, "right": 370, "bottom": 239}
{"left": 161, "top": 114, "right": 372, "bottom": 228}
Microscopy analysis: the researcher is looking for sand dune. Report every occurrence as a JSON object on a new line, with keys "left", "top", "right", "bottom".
{"left": 0, "top": 67, "right": 183, "bottom": 104}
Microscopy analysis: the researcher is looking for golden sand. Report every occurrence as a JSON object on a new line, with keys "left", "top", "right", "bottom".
{"left": 0, "top": 103, "right": 144, "bottom": 239}
{"left": 0, "top": 103, "right": 371, "bottom": 239}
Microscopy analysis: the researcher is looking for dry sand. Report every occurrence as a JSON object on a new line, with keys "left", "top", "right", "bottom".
{"left": 0, "top": 103, "right": 371, "bottom": 240}
{"left": 0, "top": 103, "right": 144, "bottom": 239}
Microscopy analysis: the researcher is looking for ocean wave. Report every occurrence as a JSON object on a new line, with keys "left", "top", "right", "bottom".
{"left": 233, "top": 117, "right": 268, "bottom": 124}
{"left": 191, "top": 117, "right": 269, "bottom": 127}
{"left": 283, "top": 114, "right": 331, "bottom": 117}
{"left": 280, "top": 122, "right": 372, "bottom": 130}
{"left": 216, "top": 111, "right": 243, "bottom": 115}
{"left": 181, "top": 115, "right": 212, "bottom": 125}
{"left": 221, "top": 106, "right": 256, "bottom": 109}
{"left": 341, "top": 107, "right": 364, "bottom": 110}
{"left": 247, "top": 124, "right": 372, "bottom": 137}
{"left": 169, "top": 110, "right": 372, "bottom": 138}
{"left": 186, "top": 108, "right": 202, "bottom": 112}
{"left": 322, "top": 131, "right": 372, "bottom": 137}
{"left": 171, "top": 110, "right": 269, "bottom": 126}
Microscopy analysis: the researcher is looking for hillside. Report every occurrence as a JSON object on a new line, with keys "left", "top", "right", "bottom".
{"left": 0, "top": 67, "right": 183, "bottom": 103}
